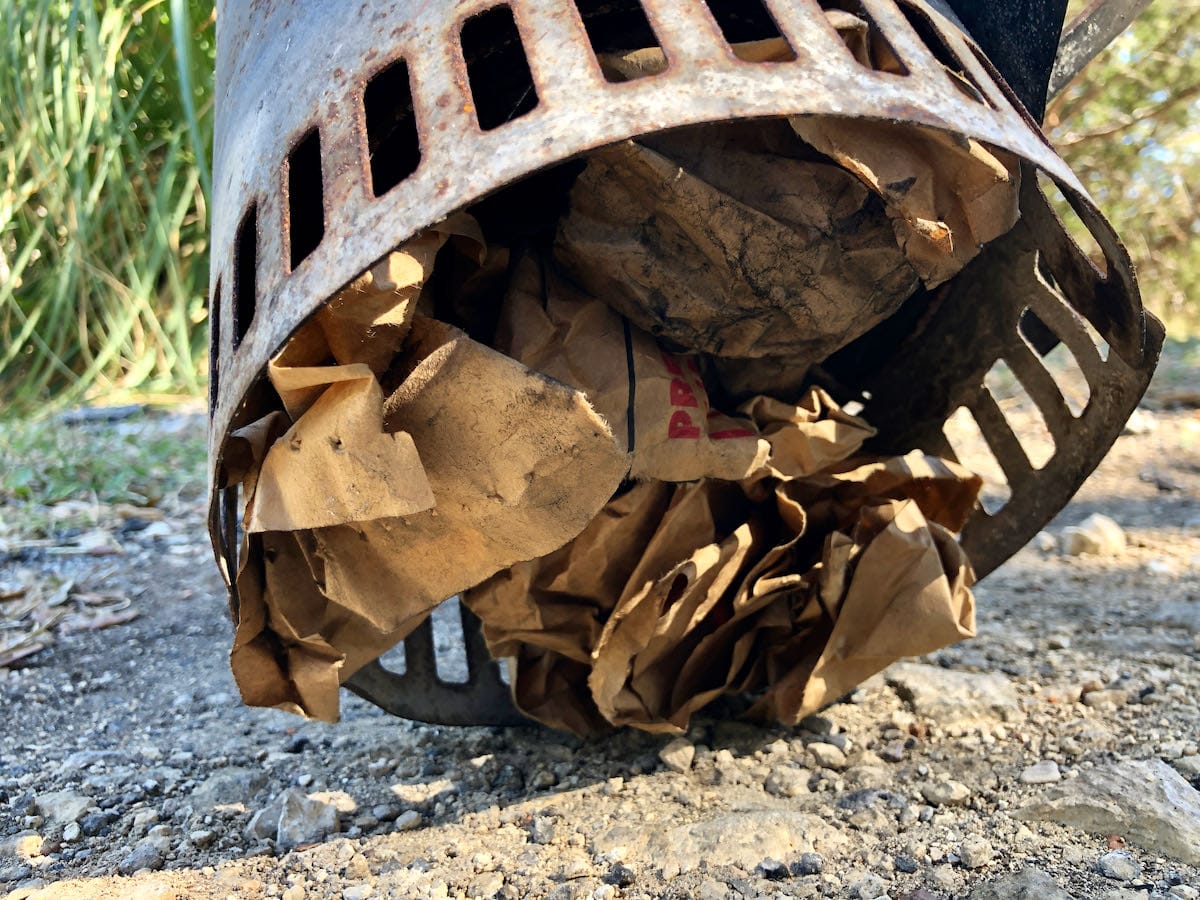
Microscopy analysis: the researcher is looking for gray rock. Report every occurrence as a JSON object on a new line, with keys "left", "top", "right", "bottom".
{"left": 603, "top": 863, "right": 636, "bottom": 887}
{"left": 117, "top": 843, "right": 164, "bottom": 876}
{"left": 1123, "top": 409, "right": 1157, "bottom": 436}
{"left": 0, "top": 865, "right": 33, "bottom": 885}
{"left": 887, "top": 663, "right": 1020, "bottom": 726}
{"left": 807, "top": 742, "right": 847, "bottom": 770}
{"left": 967, "top": 868, "right": 1075, "bottom": 900}
{"left": 245, "top": 806, "right": 277, "bottom": 842}
{"left": 852, "top": 874, "right": 889, "bottom": 899}
{"left": 1019, "top": 761, "right": 1062, "bottom": 785}
{"left": 1013, "top": 759, "right": 1200, "bottom": 865}
{"left": 792, "top": 853, "right": 826, "bottom": 876}
{"left": 595, "top": 810, "right": 841, "bottom": 873}
{"left": 34, "top": 791, "right": 91, "bottom": 824}
{"left": 959, "top": 836, "right": 995, "bottom": 869}
{"left": 697, "top": 880, "right": 730, "bottom": 900}
{"left": 1081, "top": 689, "right": 1128, "bottom": 709}
{"left": 764, "top": 766, "right": 810, "bottom": 798}
{"left": 394, "top": 810, "right": 422, "bottom": 832}
{"left": 192, "top": 767, "right": 268, "bottom": 810}
{"left": 468, "top": 871, "right": 505, "bottom": 899}
{"left": 1096, "top": 851, "right": 1141, "bottom": 881}
{"left": 658, "top": 738, "right": 695, "bottom": 774}
{"left": 1062, "top": 514, "right": 1125, "bottom": 556}
{"left": 921, "top": 780, "right": 971, "bottom": 806}
{"left": 61, "top": 750, "right": 126, "bottom": 771}
{"left": 755, "top": 858, "right": 789, "bottom": 880}
{"left": 1173, "top": 756, "right": 1200, "bottom": 779}
{"left": 894, "top": 855, "right": 918, "bottom": 874}
{"left": 276, "top": 789, "right": 339, "bottom": 849}
{"left": 1168, "top": 886, "right": 1199, "bottom": 900}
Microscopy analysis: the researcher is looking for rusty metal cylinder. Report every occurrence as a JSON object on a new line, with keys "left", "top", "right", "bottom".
{"left": 206, "top": 0, "right": 1162, "bottom": 726}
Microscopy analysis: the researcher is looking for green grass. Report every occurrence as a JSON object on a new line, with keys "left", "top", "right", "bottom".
{"left": 0, "top": 409, "right": 207, "bottom": 542}
{"left": 0, "top": 413, "right": 206, "bottom": 508}
{"left": 0, "top": 0, "right": 215, "bottom": 412}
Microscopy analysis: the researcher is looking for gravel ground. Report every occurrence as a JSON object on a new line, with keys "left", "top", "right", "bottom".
{"left": 1, "top": 380, "right": 1198, "bottom": 899}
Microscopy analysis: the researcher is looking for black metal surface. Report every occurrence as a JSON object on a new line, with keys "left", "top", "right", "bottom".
{"left": 344, "top": 603, "right": 527, "bottom": 726}
{"left": 1049, "top": 0, "right": 1154, "bottom": 98}
{"left": 850, "top": 169, "right": 1164, "bottom": 579}
{"left": 944, "top": 0, "right": 1068, "bottom": 121}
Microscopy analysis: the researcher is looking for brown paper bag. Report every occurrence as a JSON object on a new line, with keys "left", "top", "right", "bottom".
{"left": 247, "top": 366, "right": 434, "bottom": 533}
{"left": 497, "top": 256, "right": 878, "bottom": 484}
{"left": 752, "top": 499, "right": 976, "bottom": 724}
{"left": 229, "top": 306, "right": 630, "bottom": 718}
{"left": 789, "top": 116, "right": 1021, "bottom": 287}
{"left": 554, "top": 127, "right": 920, "bottom": 381}
{"left": 465, "top": 373, "right": 980, "bottom": 735}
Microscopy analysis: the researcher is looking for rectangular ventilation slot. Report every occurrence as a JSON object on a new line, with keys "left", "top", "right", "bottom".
{"left": 943, "top": 407, "right": 1011, "bottom": 515}
{"left": 573, "top": 0, "right": 664, "bottom": 82}
{"left": 233, "top": 205, "right": 258, "bottom": 349}
{"left": 219, "top": 485, "right": 241, "bottom": 593}
{"left": 431, "top": 598, "right": 469, "bottom": 683}
{"left": 1078, "top": 314, "right": 1111, "bottom": 364}
{"left": 461, "top": 6, "right": 539, "bottom": 130}
{"left": 896, "top": 3, "right": 992, "bottom": 105}
{"left": 702, "top": 0, "right": 796, "bottom": 61}
{"left": 286, "top": 129, "right": 325, "bottom": 270}
{"left": 1035, "top": 170, "right": 1105, "bottom": 270}
{"left": 984, "top": 360, "right": 1055, "bottom": 470}
{"left": 208, "top": 280, "right": 222, "bottom": 415}
{"left": 377, "top": 642, "right": 407, "bottom": 676}
{"left": 826, "top": 1, "right": 909, "bottom": 75}
{"left": 1040, "top": 343, "right": 1092, "bottom": 417}
{"left": 364, "top": 59, "right": 422, "bottom": 196}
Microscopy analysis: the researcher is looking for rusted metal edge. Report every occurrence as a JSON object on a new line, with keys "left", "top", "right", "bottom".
{"left": 1049, "top": 0, "right": 1154, "bottom": 98}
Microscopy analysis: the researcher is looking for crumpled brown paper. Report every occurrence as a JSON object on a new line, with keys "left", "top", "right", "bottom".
{"left": 226, "top": 223, "right": 629, "bottom": 720}
{"left": 496, "top": 254, "right": 877, "bottom": 484}
{"left": 556, "top": 12, "right": 1019, "bottom": 396}
{"left": 466, "top": 445, "right": 980, "bottom": 735}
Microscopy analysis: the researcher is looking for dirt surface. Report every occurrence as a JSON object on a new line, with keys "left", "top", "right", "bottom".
{"left": 1, "top": 358, "right": 1199, "bottom": 900}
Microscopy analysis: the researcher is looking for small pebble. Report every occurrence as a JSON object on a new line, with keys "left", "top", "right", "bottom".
{"left": 658, "top": 738, "right": 696, "bottom": 774}
{"left": 604, "top": 864, "right": 636, "bottom": 887}
{"left": 1019, "top": 761, "right": 1062, "bottom": 785}
{"left": 1097, "top": 850, "right": 1142, "bottom": 882}
{"left": 393, "top": 810, "right": 422, "bottom": 832}
{"left": 792, "top": 853, "right": 826, "bottom": 876}
{"left": 807, "top": 742, "right": 847, "bottom": 770}
{"left": 920, "top": 780, "right": 971, "bottom": 806}
{"left": 755, "top": 858, "right": 788, "bottom": 881}
{"left": 117, "top": 843, "right": 164, "bottom": 876}
{"left": 958, "top": 836, "right": 994, "bottom": 869}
